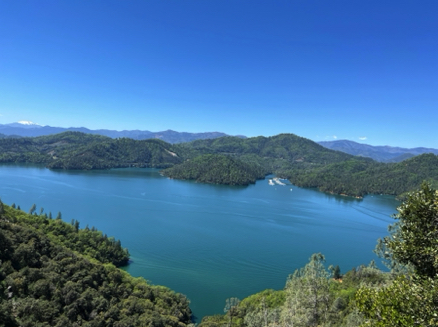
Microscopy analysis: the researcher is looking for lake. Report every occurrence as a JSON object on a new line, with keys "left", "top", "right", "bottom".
{"left": 0, "top": 165, "right": 399, "bottom": 320}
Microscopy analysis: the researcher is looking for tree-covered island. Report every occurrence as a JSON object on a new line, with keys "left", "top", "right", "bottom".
{"left": 161, "top": 154, "right": 265, "bottom": 186}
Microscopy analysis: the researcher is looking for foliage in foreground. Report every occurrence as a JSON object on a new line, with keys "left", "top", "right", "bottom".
{"left": 199, "top": 255, "right": 389, "bottom": 327}
{"left": 356, "top": 183, "right": 438, "bottom": 326}
{"left": 0, "top": 201, "right": 192, "bottom": 327}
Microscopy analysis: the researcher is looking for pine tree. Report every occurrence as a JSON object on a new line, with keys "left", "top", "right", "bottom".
{"left": 281, "top": 253, "right": 331, "bottom": 327}
{"left": 28, "top": 203, "right": 36, "bottom": 214}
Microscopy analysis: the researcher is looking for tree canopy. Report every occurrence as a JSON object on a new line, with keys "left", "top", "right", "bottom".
{"left": 0, "top": 200, "right": 192, "bottom": 327}
{"left": 162, "top": 154, "right": 265, "bottom": 185}
{"left": 356, "top": 183, "right": 438, "bottom": 326}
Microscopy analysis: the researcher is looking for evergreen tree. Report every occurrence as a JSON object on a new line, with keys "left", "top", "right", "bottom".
{"left": 281, "top": 253, "right": 331, "bottom": 327}
{"left": 243, "top": 296, "right": 281, "bottom": 327}
{"left": 224, "top": 298, "right": 240, "bottom": 327}
{"left": 28, "top": 203, "right": 36, "bottom": 214}
{"left": 329, "top": 265, "right": 342, "bottom": 279}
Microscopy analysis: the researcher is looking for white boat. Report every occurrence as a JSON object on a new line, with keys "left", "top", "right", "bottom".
{"left": 273, "top": 178, "right": 286, "bottom": 186}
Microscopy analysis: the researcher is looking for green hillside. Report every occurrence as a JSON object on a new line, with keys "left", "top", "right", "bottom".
{"left": 0, "top": 201, "right": 192, "bottom": 327}
{"left": 285, "top": 153, "right": 438, "bottom": 198}
{"left": 162, "top": 154, "right": 265, "bottom": 185}
{"left": 1, "top": 131, "right": 438, "bottom": 197}
{"left": 176, "top": 134, "right": 438, "bottom": 197}
{"left": 0, "top": 132, "right": 185, "bottom": 169}
{"left": 174, "top": 133, "right": 354, "bottom": 172}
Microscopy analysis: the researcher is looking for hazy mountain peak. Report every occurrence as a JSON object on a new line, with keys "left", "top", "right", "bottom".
{"left": 17, "top": 120, "right": 40, "bottom": 126}
{"left": 4, "top": 121, "right": 43, "bottom": 129}
{"left": 0, "top": 122, "right": 240, "bottom": 143}
{"left": 319, "top": 139, "right": 438, "bottom": 162}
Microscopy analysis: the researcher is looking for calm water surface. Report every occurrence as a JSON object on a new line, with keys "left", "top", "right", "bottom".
{"left": 0, "top": 165, "right": 399, "bottom": 320}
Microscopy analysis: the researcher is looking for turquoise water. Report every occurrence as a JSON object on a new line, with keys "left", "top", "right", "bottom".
{"left": 0, "top": 165, "right": 399, "bottom": 320}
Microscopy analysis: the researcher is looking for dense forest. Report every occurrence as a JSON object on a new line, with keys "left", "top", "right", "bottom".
{"left": 175, "top": 135, "right": 438, "bottom": 197}
{"left": 0, "top": 133, "right": 21, "bottom": 139}
{"left": 173, "top": 133, "right": 354, "bottom": 173}
{"left": 0, "top": 132, "right": 185, "bottom": 169}
{"left": 161, "top": 154, "right": 266, "bottom": 186}
{"left": 199, "top": 183, "right": 438, "bottom": 326}
{"left": 284, "top": 153, "right": 438, "bottom": 198}
{"left": 1, "top": 131, "right": 438, "bottom": 197}
{"left": 0, "top": 200, "right": 192, "bottom": 327}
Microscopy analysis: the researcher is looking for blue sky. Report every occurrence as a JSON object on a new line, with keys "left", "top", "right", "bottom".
{"left": 0, "top": 1, "right": 437, "bottom": 148}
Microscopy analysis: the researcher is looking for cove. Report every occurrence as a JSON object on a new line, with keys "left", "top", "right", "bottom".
{"left": 0, "top": 165, "right": 399, "bottom": 320}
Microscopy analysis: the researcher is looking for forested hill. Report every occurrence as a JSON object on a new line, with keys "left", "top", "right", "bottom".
{"left": 176, "top": 134, "right": 438, "bottom": 197}
{"left": 0, "top": 131, "right": 355, "bottom": 182}
{"left": 176, "top": 133, "right": 353, "bottom": 164}
{"left": 0, "top": 200, "right": 192, "bottom": 326}
{"left": 0, "top": 132, "right": 360, "bottom": 172}
{"left": 173, "top": 133, "right": 356, "bottom": 174}
{"left": 1, "top": 131, "right": 438, "bottom": 197}
{"left": 162, "top": 154, "right": 266, "bottom": 186}
{"left": 284, "top": 153, "right": 438, "bottom": 198}
{"left": 0, "top": 132, "right": 185, "bottom": 169}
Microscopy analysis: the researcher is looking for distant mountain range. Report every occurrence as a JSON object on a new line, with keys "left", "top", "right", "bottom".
{"left": 318, "top": 140, "right": 438, "bottom": 162}
{"left": 0, "top": 122, "right": 244, "bottom": 144}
